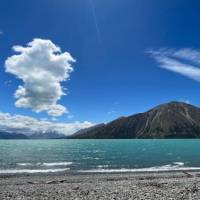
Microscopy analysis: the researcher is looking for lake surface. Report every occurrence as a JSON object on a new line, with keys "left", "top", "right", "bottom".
{"left": 1, "top": 139, "right": 200, "bottom": 174}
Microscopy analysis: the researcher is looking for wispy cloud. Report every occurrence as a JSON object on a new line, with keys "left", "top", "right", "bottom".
{"left": 67, "top": 114, "right": 74, "bottom": 119}
{"left": 107, "top": 102, "right": 119, "bottom": 115}
{"left": 147, "top": 48, "right": 200, "bottom": 82}
{"left": 89, "top": 0, "right": 102, "bottom": 44}
{"left": 107, "top": 109, "right": 116, "bottom": 115}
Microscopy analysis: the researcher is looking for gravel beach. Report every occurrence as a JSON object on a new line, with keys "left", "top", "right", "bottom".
{"left": 1, "top": 171, "right": 200, "bottom": 199}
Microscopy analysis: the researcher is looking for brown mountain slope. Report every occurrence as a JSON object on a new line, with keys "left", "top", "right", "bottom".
{"left": 69, "top": 101, "right": 200, "bottom": 139}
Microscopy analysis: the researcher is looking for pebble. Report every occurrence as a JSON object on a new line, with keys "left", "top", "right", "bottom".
{"left": 1, "top": 172, "right": 200, "bottom": 199}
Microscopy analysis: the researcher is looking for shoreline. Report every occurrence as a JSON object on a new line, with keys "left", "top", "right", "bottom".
{"left": 1, "top": 166, "right": 200, "bottom": 175}
{"left": 1, "top": 171, "right": 200, "bottom": 199}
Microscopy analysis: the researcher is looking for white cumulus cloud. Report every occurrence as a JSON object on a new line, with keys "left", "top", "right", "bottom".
{"left": 0, "top": 112, "right": 94, "bottom": 136}
{"left": 5, "top": 38, "right": 75, "bottom": 116}
{"left": 147, "top": 48, "right": 200, "bottom": 82}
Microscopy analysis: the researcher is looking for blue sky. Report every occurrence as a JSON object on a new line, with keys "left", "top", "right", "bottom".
{"left": 1, "top": 0, "right": 200, "bottom": 127}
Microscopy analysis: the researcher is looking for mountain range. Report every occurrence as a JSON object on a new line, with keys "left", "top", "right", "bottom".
{"left": 2, "top": 101, "right": 200, "bottom": 139}
{"left": 0, "top": 131, "right": 66, "bottom": 139}
{"left": 0, "top": 132, "right": 29, "bottom": 139}
{"left": 69, "top": 101, "right": 200, "bottom": 139}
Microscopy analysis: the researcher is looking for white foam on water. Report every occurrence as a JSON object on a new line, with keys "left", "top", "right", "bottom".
{"left": 17, "top": 163, "right": 33, "bottom": 166}
{"left": 78, "top": 167, "right": 200, "bottom": 173}
{"left": 42, "top": 162, "right": 73, "bottom": 166}
{"left": 173, "top": 162, "right": 184, "bottom": 166}
{"left": 78, "top": 163, "right": 200, "bottom": 173}
{"left": 17, "top": 162, "right": 73, "bottom": 167}
{"left": 0, "top": 168, "right": 70, "bottom": 174}
{"left": 97, "top": 165, "right": 109, "bottom": 168}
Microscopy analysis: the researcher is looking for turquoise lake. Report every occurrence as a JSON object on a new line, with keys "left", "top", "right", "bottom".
{"left": 1, "top": 139, "right": 200, "bottom": 174}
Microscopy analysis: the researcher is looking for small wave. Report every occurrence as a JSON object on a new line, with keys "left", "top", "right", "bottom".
{"left": 42, "top": 162, "right": 73, "bottom": 166}
{"left": 17, "top": 162, "right": 73, "bottom": 167}
{"left": 173, "top": 162, "right": 184, "bottom": 166}
{"left": 78, "top": 163, "right": 200, "bottom": 173}
{"left": 0, "top": 168, "right": 70, "bottom": 174}
{"left": 97, "top": 165, "right": 109, "bottom": 168}
{"left": 17, "top": 163, "right": 33, "bottom": 166}
{"left": 78, "top": 167, "right": 200, "bottom": 173}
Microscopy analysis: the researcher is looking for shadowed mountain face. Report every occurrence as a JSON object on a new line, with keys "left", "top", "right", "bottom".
{"left": 70, "top": 102, "right": 200, "bottom": 139}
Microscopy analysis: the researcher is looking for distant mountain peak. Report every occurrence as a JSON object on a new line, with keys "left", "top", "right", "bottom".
{"left": 153, "top": 101, "right": 191, "bottom": 109}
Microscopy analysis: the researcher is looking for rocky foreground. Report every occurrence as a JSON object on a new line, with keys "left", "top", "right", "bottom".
{"left": 1, "top": 172, "right": 200, "bottom": 199}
